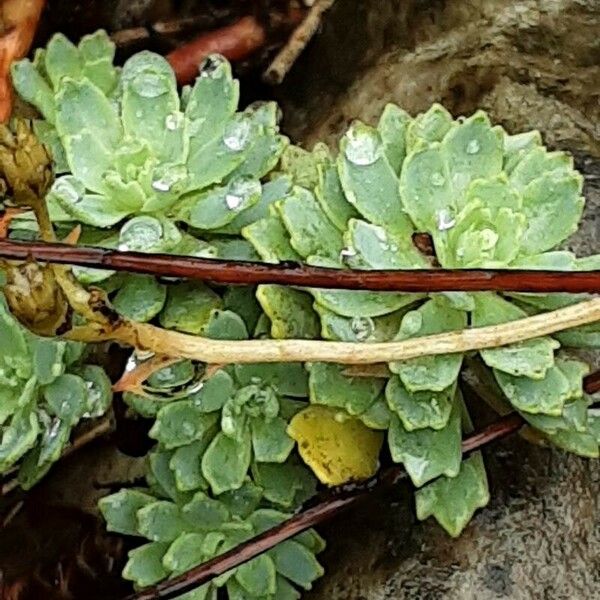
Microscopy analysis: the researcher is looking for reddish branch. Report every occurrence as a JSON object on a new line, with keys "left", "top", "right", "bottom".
{"left": 0, "top": 0, "right": 45, "bottom": 122}
{"left": 0, "top": 239, "right": 598, "bottom": 293}
{"left": 125, "top": 413, "right": 524, "bottom": 600}
{"left": 166, "top": 16, "right": 267, "bottom": 85}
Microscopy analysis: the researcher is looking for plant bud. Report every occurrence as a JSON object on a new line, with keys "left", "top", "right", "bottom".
{"left": 2, "top": 260, "right": 69, "bottom": 336}
{"left": 0, "top": 118, "right": 53, "bottom": 207}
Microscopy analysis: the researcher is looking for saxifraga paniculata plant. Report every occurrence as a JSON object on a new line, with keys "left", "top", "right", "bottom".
{"left": 4, "top": 29, "right": 600, "bottom": 599}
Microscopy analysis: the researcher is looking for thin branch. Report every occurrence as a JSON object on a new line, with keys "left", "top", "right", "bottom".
{"left": 125, "top": 413, "right": 524, "bottom": 600}
{"left": 0, "top": 239, "right": 599, "bottom": 292}
{"left": 263, "top": 0, "right": 337, "bottom": 84}
{"left": 64, "top": 297, "right": 600, "bottom": 365}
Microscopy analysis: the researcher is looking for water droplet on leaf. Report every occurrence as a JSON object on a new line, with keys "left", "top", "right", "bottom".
{"left": 223, "top": 117, "right": 252, "bottom": 152}
{"left": 344, "top": 126, "right": 380, "bottom": 166}
{"left": 351, "top": 316, "right": 375, "bottom": 341}
{"left": 431, "top": 172, "right": 445, "bottom": 187}
{"left": 466, "top": 139, "right": 480, "bottom": 154}
{"left": 436, "top": 208, "right": 456, "bottom": 231}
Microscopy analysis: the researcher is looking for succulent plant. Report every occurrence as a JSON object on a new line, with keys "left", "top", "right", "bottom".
{"left": 6, "top": 30, "right": 600, "bottom": 599}
{"left": 0, "top": 291, "right": 111, "bottom": 488}
{"left": 99, "top": 455, "right": 324, "bottom": 600}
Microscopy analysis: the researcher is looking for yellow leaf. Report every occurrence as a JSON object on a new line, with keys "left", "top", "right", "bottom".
{"left": 287, "top": 405, "right": 383, "bottom": 486}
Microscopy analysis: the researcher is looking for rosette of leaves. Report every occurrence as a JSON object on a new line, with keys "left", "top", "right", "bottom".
{"left": 239, "top": 104, "right": 600, "bottom": 536}
{"left": 11, "top": 33, "right": 288, "bottom": 287}
{"left": 0, "top": 294, "right": 112, "bottom": 488}
{"left": 99, "top": 455, "right": 325, "bottom": 600}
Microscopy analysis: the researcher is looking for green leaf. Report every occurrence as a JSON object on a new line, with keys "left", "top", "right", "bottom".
{"left": 148, "top": 449, "right": 191, "bottom": 504}
{"left": 386, "top": 376, "right": 454, "bottom": 431}
{"left": 508, "top": 147, "right": 573, "bottom": 191}
{"left": 219, "top": 481, "right": 263, "bottom": 519}
{"left": 377, "top": 103, "right": 411, "bottom": 173}
{"left": 33, "top": 120, "right": 69, "bottom": 172}
{"left": 314, "top": 159, "right": 359, "bottom": 231}
{"left": 510, "top": 251, "right": 577, "bottom": 271}
{"left": 519, "top": 172, "right": 584, "bottom": 254}
{"left": 342, "top": 219, "right": 426, "bottom": 270}
{"left": 54, "top": 78, "right": 122, "bottom": 192}
{"left": 279, "top": 144, "right": 320, "bottom": 189}
{"left": 545, "top": 429, "right": 598, "bottom": 458}
{"left": 31, "top": 338, "right": 65, "bottom": 385}
{"left": 311, "top": 289, "right": 421, "bottom": 318}
{"left": 204, "top": 309, "right": 248, "bottom": 341}
{"left": 78, "top": 364, "right": 113, "bottom": 417}
{"left": 188, "top": 369, "right": 235, "bottom": 413}
{"left": 123, "top": 542, "right": 170, "bottom": 587}
{"left": 222, "top": 286, "right": 262, "bottom": 333}
{"left": 387, "top": 397, "right": 462, "bottom": 487}
{"left": 555, "top": 322, "right": 600, "bottom": 349}
{"left": 12, "top": 59, "right": 56, "bottom": 122}
{"left": 99, "top": 489, "right": 155, "bottom": 535}
{"left": 45, "top": 33, "right": 82, "bottom": 89}
{"left": 242, "top": 215, "right": 302, "bottom": 263}
{"left": 234, "top": 363, "right": 308, "bottom": 397}
{"left": 269, "top": 540, "right": 324, "bottom": 590}
{"left": 121, "top": 52, "right": 185, "bottom": 163}
{"left": 169, "top": 439, "right": 211, "bottom": 492}
{"left": 119, "top": 216, "right": 182, "bottom": 253}
{"left": 405, "top": 104, "right": 453, "bottom": 151}
{"left": 0, "top": 406, "right": 39, "bottom": 472}
{"left": 185, "top": 54, "right": 239, "bottom": 143}
{"left": 441, "top": 111, "right": 503, "bottom": 197}
{"left": 43, "top": 373, "right": 88, "bottom": 426}
{"left": 137, "top": 501, "right": 186, "bottom": 542}
{"left": 181, "top": 491, "right": 230, "bottom": 530}
{"left": 277, "top": 186, "right": 343, "bottom": 261}
{"left": 78, "top": 30, "right": 118, "bottom": 94}
{"left": 308, "top": 363, "right": 383, "bottom": 415}
{"left": 202, "top": 430, "right": 252, "bottom": 494}
{"left": 48, "top": 176, "right": 129, "bottom": 227}
{"left": 235, "top": 554, "right": 277, "bottom": 596}
{"left": 251, "top": 460, "right": 317, "bottom": 508}
{"left": 256, "top": 285, "right": 320, "bottom": 339}
{"left": 159, "top": 282, "right": 223, "bottom": 335}
{"left": 494, "top": 365, "right": 572, "bottom": 415}
{"left": 390, "top": 297, "right": 466, "bottom": 392}
{"left": 178, "top": 177, "right": 261, "bottom": 230}
{"left": 150, "top": 402, "right": 219, "bottom": 449}
{"left": 359, "top": 396, "right": 392, "bottom": 430}
{"left": 251, "top": 416, "right": 294, "bottom": 463}
{"left": 415, "top": 452, "right": 490, "bottom": 537}
{"left": 162, "top": 533, "right": 208, "bottom": 575}
{"left": 338, "top": 121, "right": 413, "bottom": 233}
{"left": 472, "top": 293, "right": 559, "bottom": 379}
{"left": 314, "top": 304, "right": 409, "bottom": 342}
{"left": 503, "top": 129, "right": 542, "bottom": 173}
{"left": 187, "top": 113, "right": 255, "bottom": 190}
{"left": 112, "top": 275, "right": 166, "bottom": 322}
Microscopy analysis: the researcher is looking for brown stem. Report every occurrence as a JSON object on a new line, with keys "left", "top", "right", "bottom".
{"left": 125, "top": 413, "right": 523, "bottom": 600}
{"left": 166, "top": 16, "right": 267, "bottom": 86}
{"left": 0, "top": 239, "right": 598, "bottom": 293}
{"left": 585, "top": 370, "right": 600, "bottom": 395}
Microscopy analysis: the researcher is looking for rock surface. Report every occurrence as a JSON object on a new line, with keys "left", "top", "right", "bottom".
{"left": 274, "top": 2, "right": 600, "bottom": 599}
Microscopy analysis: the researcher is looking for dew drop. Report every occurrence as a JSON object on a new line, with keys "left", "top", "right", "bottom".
{"left": 466, "top": 139, "right": 480, "bottom": 154}
{"left": 152, "top": 179, "right": 172, "bottom": 192}
{"left": 165, "top": 112, "right": 184, "bottom": 131}
{"left": 181, "top": 421, "right": 196, "bottom": 437}
{"left": 436, "top": 208, "right": 456, "bottom": 231}
{"left": 131, "top": 73, "right": 168, "bottom": 98}
{"left": 431, "top": 172, "right": 445, "bottom": 187}
{"left": 199, "top": 54, "right": 227, "bottom": 78}
{"left": 225, "top": 193, "right": 242, "bottom": 210}
{"left": 223, "top": 117, "right": 252, "bottom": 152}
{"left": 339, "top": 247, "right": 357, "bottom": 263}
{"left": 344, "top": 126, "right": 380, "bottom": 166}
{"left": 351, "top": 316, "right": 375, "bottom": 341}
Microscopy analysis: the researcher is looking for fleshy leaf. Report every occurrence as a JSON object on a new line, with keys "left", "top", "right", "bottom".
{"left": 377, "top": 103, "right": 411, "bottom": 173}
{"left": 256, "top": 285, "right": 320, "bottom": 339}
{"left": 338, "top": 121, "right": 413, "bottom": 233}
{"left": 45, "top": 33, "right": 82, "bottom": 89}
{"left": 43, "top": 373, "right": 88, "bottom": 426}
{"left": 235, "top": 554, "right": 277, "bottom": 596}
{"left": 315, "top": 159, "right": 359, "bottom": 231}
{"left": 234, "top": 363, "right": 308, "bottom": 397}
{"left": 201, "top": 430, "right": 252, "bottom": 494}
{"left": 112, "top": 275, "right": 166, "bottom": 322}
{"left": 268, "top": 540, "right": 324, "bottom": 590}
{"left": 159, "top": 282, "right": 223, "bottom": 335}
{"left": 311, "top": 289, "right": 422, "bottom": 318}
{"left": 288, "top": 405, "right": 383, "bottom": 486}
{"left": 405, "top": 104, "right": 453, "bottom": 151}
{"left": 472, "top": 293, "right": 559, "bottom": 379}
{"left": 11, "top": 59, "right": 56, "bottom": 122}
{"left": 386, "top": 376, "right": 454, "bottom": 431}
{"left": 494, "top": 365, "right": 572, "bottom": 415}
{"left": 415, "top": 452, "right": 490, "bottom": 537}
{"left": 387, "top": 396, "right": 462, "bottom": 487}
{"left": 251, "top": 416, "right": 294, "bottom": 463}
{"left": 169, "top": 439, "right": 211, "bottom": 492}
{"left": 308, "top": 363, "right": 383, "bottom": 415}
{"left": 123, "top": 542, "right": 170, "bottom": 587}
{"left": 137, "top": 501, "right": 186, "bottom": 542}
{"left": 99, "top": 489, "right": 155, "bottom": 536}
{"left": 277, "top": 186, "right": 343, "bottom": 261}
{"left": 242, "top": 214, "right": 301, "bottom": 264}
{"left": 149, "top": 402, "right": 219, "bottom": 449}
{"left": 251, "top": 460, "right": 317, "bottom": 508}
{"left": 390, "top": 297, "right": 466, "bottom": 392}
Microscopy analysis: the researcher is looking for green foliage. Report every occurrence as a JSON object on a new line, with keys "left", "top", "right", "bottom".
{"left": 9, "top": 34, "right": 600, "bottom": 596}
{"left": 0, "top": 296, "right": 112, "bottom": 488}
